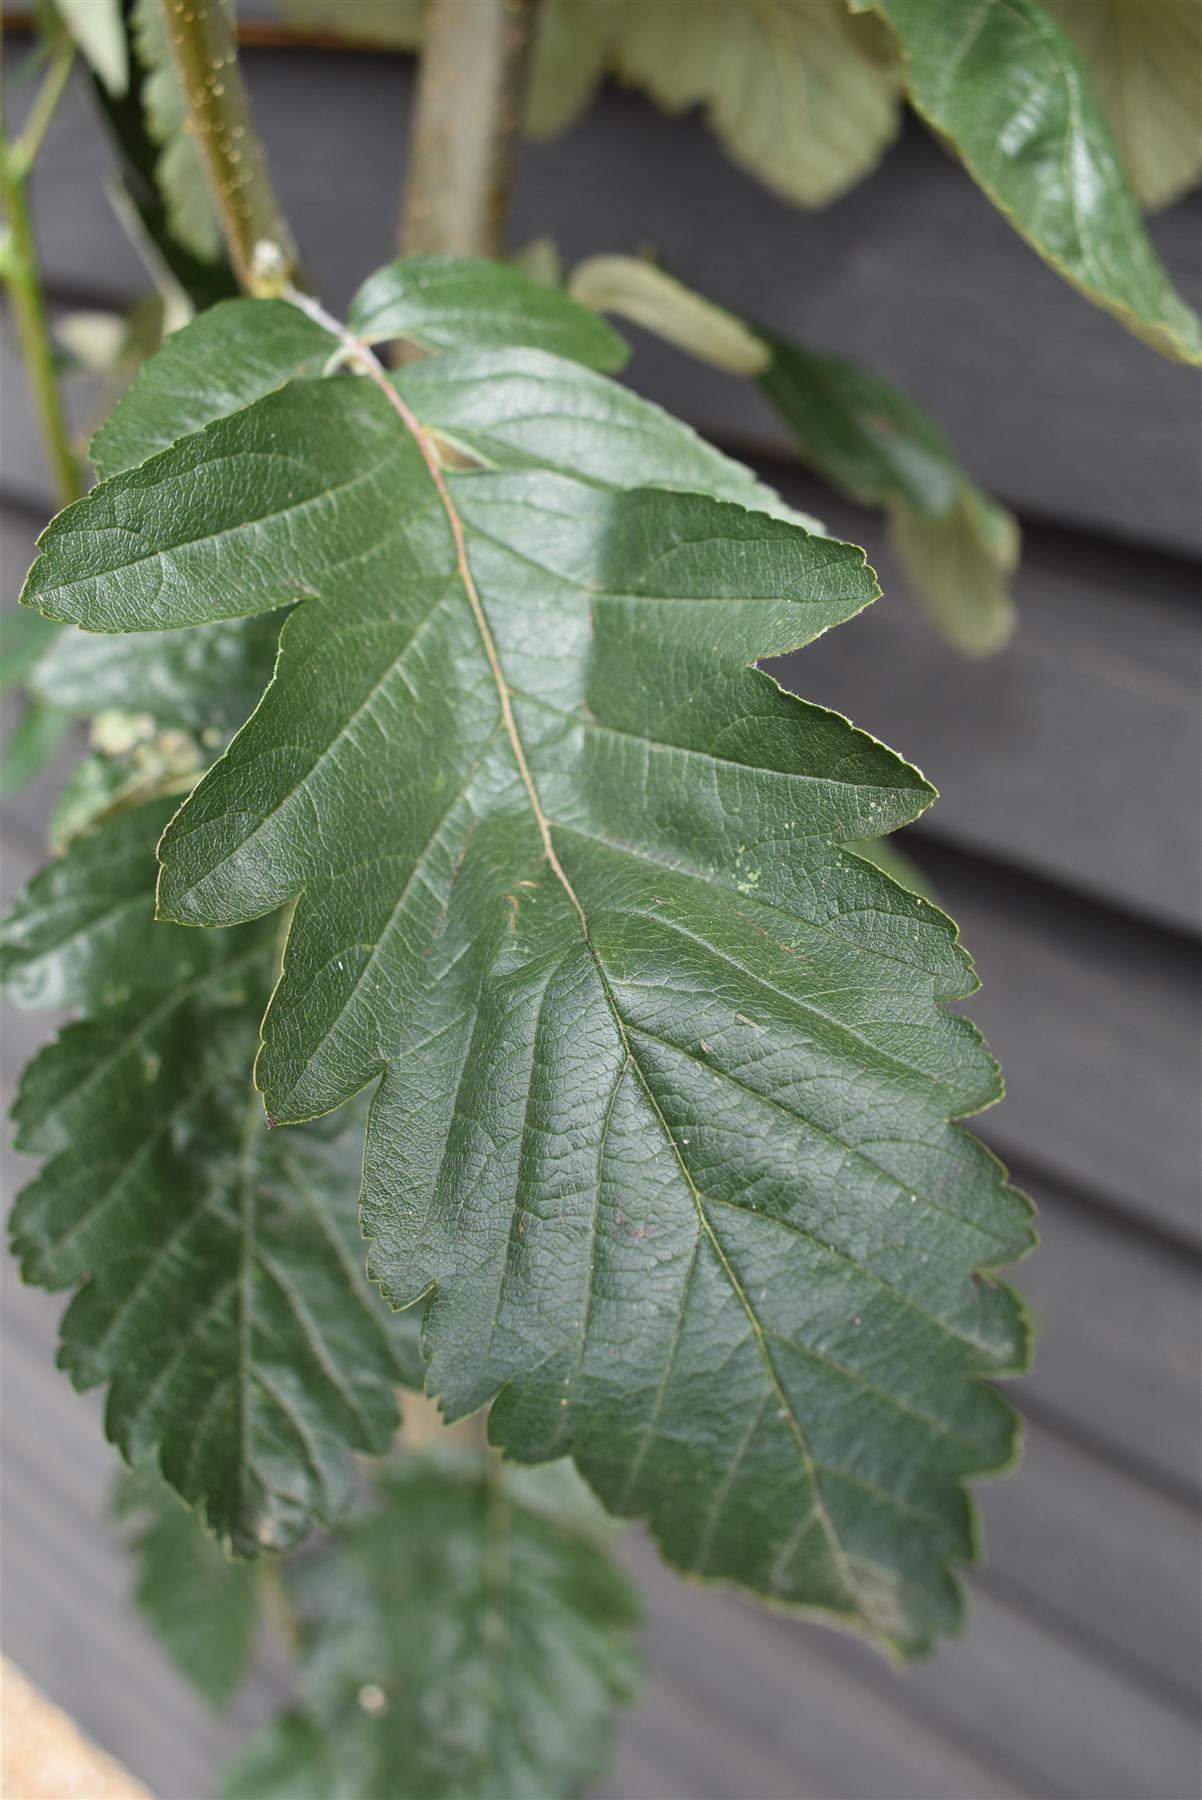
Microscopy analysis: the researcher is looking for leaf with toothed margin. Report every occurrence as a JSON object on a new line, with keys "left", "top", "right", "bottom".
{"left": 223, "top": 1452, "right": 641, "bottom": 1800}
{"left": 2, "top": 799, "right": 418, "bottom": 1555}
{"left": 18, "top": 318, "right": 1032, "bottom": 1654}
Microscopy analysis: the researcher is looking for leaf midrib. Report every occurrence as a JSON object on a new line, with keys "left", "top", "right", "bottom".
{"left": 277, "top": 294, "right": 895, "bottom": 1637}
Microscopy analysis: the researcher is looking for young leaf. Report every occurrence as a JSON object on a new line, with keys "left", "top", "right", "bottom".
{"left": 56, "top": 0, "right": 128, "bottom": 95}
{"left": 347, "top": 256, "right": 628, "bottom": 368}
{"left": 276, "top": 0, "right": 427, "bottom": 46}
{"left": 21, "top": 314, "right": 1032, "bottom": 1653}
{"left": 854, "top": 0, "right": 1202, "bottom": 364}
{"left": 603, "top": 0, "right": 903, "bottom": 208}
{"left": 568, "top": 255, "right": 770, "bottom": 375}
{"left": 2, "top": 800, "right": 412, "bottom": 1554}
{"left": 759, "top": 334, "right": 1019, "bottom": 653}
{"left": 1045, "top": 1, "right": 1202, "bottom": 212}
{"left": 223, "top": 1453, "right": 640, "bottom": 1800}
{"left": 114, "top": 1466, "right": 257, "bottom": 1707}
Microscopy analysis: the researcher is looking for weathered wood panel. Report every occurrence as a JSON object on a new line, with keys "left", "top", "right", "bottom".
{"left": 771, "top": 472, "right": 1202, "bottom": 935}
{"left": 1012, "top": 1173, "right": 1202, "bottom": 1498}
{"left": 910, "top": 842, "right": 1201, "bottom": 1245}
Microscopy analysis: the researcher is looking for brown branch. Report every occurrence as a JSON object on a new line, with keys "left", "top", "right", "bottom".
{"left": 400, "top": 0, "right": 539, "bottom": 260}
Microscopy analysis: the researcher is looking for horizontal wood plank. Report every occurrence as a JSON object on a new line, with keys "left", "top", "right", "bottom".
{"left": 871, "top": 834, "right": 1201, "bottom": 1245}
{"left": 1012, "top": 1169, "right": 1202, "bottom": 1498}
{"left": 980, "top": 1418, "right": 1201, "bottom": 1704}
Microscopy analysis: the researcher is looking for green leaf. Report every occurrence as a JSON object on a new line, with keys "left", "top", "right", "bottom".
{"left": 569, "top": 255, "right": 771, "bottom": 375}
{"left": 56, "top": 0, "right": 128, "bottom": 95}
{"left": 1, "top": 606, "right": 59, "bottom": 691}
{"left": 22, "top": 314, "right": 1032, "bottom": 1653}
{"left": 91, "top": 297, "right": 337, "bottom": 478}
{"left": 131, "top": 0, "right": 222, "bottom": 262}
{"left": 759, "top": 334, "right": 1019, "bottom": 653}
{"left": 1, "top": 701, "right": 72, "bottom": 796}
{"left": 114, "top": 1465, "right": 256, "bottom": 1707}
{"left": 29, "top": 613, "right": 282, "bottom": 736}
{"left": 45, "top": 751, "right": 132, "bottom": 853}
{"left": 391, "top": 346, "right": 823, "bottom": 526}
{"left": 603, "top": 0, "right": 903, "bottom": 207}
{"left": 855, "top": 0, "right": 1202, "bottom": 364}
{"left": 2, "top": 799, "right": 413, "bottom": 1554}
{"left": 889, "top": 488, "right": 1019, "bottom": 658}
{"left": 1045, "top": 1, "right": 1202, "bottom": 212}
{"left": 223, "top": 1452, "right": 640, "bottom": 1800}
{"left": 347, "top": 256, "right": 628, "bottom": 369}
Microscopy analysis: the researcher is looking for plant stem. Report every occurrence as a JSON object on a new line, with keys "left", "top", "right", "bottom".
{"left": 256, "top": 1556, "right": 301, "bottom": 1655}
{"left": 1, "top": 47, "right": 84, "bottom": 507}
{"left": 400, "top": 0, "right": 539, "bottom": 260}
{"left": 159, "top": 0, "right": 297, "bottom": 294}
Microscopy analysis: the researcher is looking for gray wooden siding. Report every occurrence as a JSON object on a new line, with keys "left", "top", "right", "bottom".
{"left": 3, "top": 35, "right": 1200, "bottom": 1800}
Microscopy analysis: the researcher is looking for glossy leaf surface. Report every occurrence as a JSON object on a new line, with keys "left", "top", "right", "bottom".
{"left": 91, "top": 298, "right": 336, "bottom": 478}
{"left": 347, "top": 256, "right": 628, "bottom": 367}
{"left": 19, "top": 301, "right": 1031, "bottom": 1652}
{"left": 1047, "top": 0, "right": 1202, "bottom": 211}
{"left": 857, "top": 0, "right": 1202, "bottom": 362}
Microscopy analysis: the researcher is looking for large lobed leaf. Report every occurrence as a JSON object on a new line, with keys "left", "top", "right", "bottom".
{"left": 2, "top": 799, "right": 413, "bottom": 1554}
{"left": 18, "top": 269, "right": 1032, "bottom": 1654}
{"left": 855, "top": 0, "right": 1202, "bottom": 363}
{"left": 224, "top": 1452, "right": 640, "bottom": 1800}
